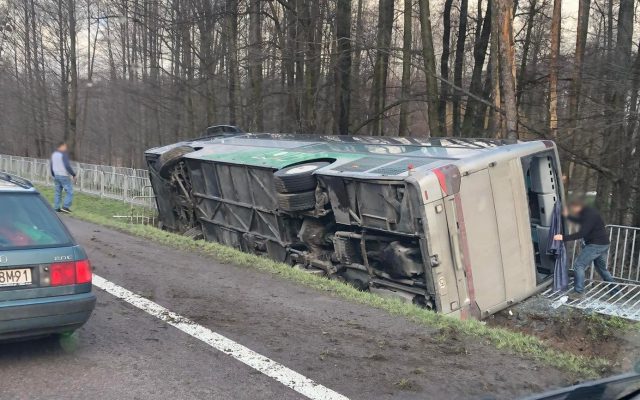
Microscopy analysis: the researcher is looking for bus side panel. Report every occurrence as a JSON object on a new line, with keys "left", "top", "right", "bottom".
{"left": 458, "top": 169, "right": 506, "bottom": 314}
{"left": 488, "top": 159, "right": 537, "bottom": 302}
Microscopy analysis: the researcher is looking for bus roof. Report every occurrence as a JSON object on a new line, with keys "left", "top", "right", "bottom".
{"left": 147, "top": 133, "right": 553, "bottom": 179}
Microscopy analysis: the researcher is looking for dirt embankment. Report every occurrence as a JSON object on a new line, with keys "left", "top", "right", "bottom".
{"left": 488, "top": 297, "right": 640, "bottom": 374}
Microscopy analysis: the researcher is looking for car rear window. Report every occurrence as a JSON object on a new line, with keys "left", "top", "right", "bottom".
{"left": 0, "top": 193, "right": 73, "bottom": 249}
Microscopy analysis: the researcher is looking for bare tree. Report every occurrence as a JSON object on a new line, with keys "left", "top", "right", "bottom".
{"left": 369, "top": 0, "right": 394, "bottom": 136}
{"left": 0, "top": 0, "right": 639, "bottom": 223}
{"left": 566, "top": 0, "right": 590, "bottom": 185}
{"left": 548, "top": 0, "right": 560, "bottom": 138}
{"left": 418, "top": 0, "right": 441, "bottom": 136}
{"left": 66, "top": 0, "right": 79, "bottom": 157}
{"left": 452, "top": 0, "right": 468, "bottom": 136}
{"left": 439, "top": 0, "right": 453, "bottom": 134}
{"left": 462, "top": 0, "right": 491, "bottom": 136}
{"left": 334, "top": 0, "right": 352, "bottom": 134}
{"left": 398, "top": 0, "right": 412, "bottom": 136}
{"left": 248, "top": 0, "right": 264, "bottom": 130}
{"left": 225, "top": 0, "right": 238, "bottom": 125}
{"left": 495, "top": 0, "right": 518, "bottom": 139}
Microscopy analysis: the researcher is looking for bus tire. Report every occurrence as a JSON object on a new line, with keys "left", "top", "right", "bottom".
{"left": 155, "top": 146, "right": 194, "bottom": 179}
{"left": 273, "top": 161, "right": 329, "bottom": 193}
{"left": 277, "top": 190, "right": 316, "bottom": 212}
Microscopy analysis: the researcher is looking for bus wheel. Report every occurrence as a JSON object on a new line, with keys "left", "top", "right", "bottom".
{"left": 273, "top": 161, "right": 329, "bottom": 193}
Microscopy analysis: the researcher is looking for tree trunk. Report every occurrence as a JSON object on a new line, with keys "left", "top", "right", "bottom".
{"left": 398, "top": 0, "right": 412, "bottom": 136}
{"left": 417, "top": 0, "right": 441, "bottom": 136}
{"left": 302, "top": 0, "right": 322, "bottom": 132}
{"left": 609, "top": 0, "right": 635, "bottom": 221}
{"left": 496, "top": 0, "right": 518, "bottom": 139}
{"left": 438, "top": 0, "right": 453, "bottom": 134}
{"left": 66, "top": 0, "right": 78, "bottom": 158}
{"left": 462, "top": 0, "right": 491, "bottom": 136}
{"left": 548, "top": 0, "right": 561, "bottom": 138}
{"left": 248, "top": 0, "right": 264, "bottom": 130}
{"left": 452, "top": 0, "right": 468, "bottom": 137}
{"left": 334, "top": 0, "right": 352, "bottom": 134}
{"left": 350, "top": 0, "right": 365, "bottom": 125}
{"left": 566, "top": 0, "right": 590, "bottom": 186}
{"left": 488, "top": 0, "right": 502, "bottom": 135}
{"left": 56, "top": 0, "right": 69, "bottom": 140}
{"left": 624, "top": 43, "right": 640, "bottom": 225}
{"left": 515, "top": 0, "right": 536, "bottom": 109}
{"left": 225, "top": 0, "right": 238, "bottom": 125}
{"left": 369, "top": 0, "right": 394, "bottom": 136}
{"left": 284, "top": 4, "right": 299, "bottom": 131}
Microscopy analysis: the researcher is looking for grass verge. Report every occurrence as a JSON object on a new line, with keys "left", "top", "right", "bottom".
{"left": 39, "top": 187, "right": 610, "bottom": 378}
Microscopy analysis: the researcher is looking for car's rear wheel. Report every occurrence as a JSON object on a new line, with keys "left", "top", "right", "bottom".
{"left": 273, "top": 161, "right": 329, "bottom": 193}
{"left": 155, "top": 146, "right": 194, "bottom": 179}
{"left": 277, "top": 190, "right": 316, "bottom": 212}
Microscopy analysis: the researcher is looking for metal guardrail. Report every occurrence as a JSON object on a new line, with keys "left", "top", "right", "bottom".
{"left": 0, "top": 154, "right": 155, "bottom": 208}
{"left": 569, "top": 224, "right": 640, "bottom": 284}
{"left": 606, "top": 225, "right": 640, "bottom": 283}
{"left": 544, "top": 278, "right": 640, "bottom": 321}
{"left": 547, "top": 225, "right": 640, "bottom": 320}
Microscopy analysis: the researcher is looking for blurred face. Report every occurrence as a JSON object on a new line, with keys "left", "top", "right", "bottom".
{"left": 58, "top": 143, "right": 68, "bottom": 152}
{"left": 569, "top": 203, "right": 583, "bottom": 215}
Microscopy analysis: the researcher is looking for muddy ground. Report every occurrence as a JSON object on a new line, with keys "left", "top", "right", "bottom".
{"left": 33, "top": 217, "right": 580, "bottom": 399}
{"left": 488, "top": 297, "right": 640, "bottom": 374}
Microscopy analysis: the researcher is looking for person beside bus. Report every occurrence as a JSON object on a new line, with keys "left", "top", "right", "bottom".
{"left": 553, "top": 196, "right": 616, "bottom": 298}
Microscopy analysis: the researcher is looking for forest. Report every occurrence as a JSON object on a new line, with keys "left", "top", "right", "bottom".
{"left": 0, "top": 0, "right": 639, "bottom": 224}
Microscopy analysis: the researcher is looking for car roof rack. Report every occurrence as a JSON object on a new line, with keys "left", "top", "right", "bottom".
{"left": 0, "top": 172, "right": 34, "bottom": 189}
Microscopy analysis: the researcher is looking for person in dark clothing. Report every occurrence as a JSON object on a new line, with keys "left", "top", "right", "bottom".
{"left": 553, "top": 196, "right": 615, "bottom": 298}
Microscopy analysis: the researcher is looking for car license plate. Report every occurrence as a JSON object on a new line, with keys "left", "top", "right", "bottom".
{"left": 0, "top": 268, "right": 32, "bottom": 287}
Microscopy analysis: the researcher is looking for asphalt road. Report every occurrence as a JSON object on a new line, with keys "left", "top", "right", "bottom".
{"left": 0, "top": 217, "right": 573, "bottom": 399}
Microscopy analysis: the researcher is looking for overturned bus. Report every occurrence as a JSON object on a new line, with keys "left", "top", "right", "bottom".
{"left": 145, "top": 133, "right": 564, "bottom": 319}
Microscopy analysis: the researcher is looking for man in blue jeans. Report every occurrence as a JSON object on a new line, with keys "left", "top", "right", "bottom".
{"left": 50, "top": 142, "right": 77, "bottom": 213}
{"left": 554, "top": 196, "right": 616, "bottom": 299}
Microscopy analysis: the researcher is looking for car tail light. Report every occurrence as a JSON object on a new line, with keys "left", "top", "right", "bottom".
{"left": 50, "top": 262, "right": 75, "bottom": 286}
{"left": 50, "top": 259, "right": 92, "bottom": 286}
{"left": 75, "top": 259, "right": 92, "bottom": 284}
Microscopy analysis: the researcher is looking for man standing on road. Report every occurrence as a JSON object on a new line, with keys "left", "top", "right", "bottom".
{"left": 553, "top": 196, "right": 616, "bottom": 299}
{"left": 50, "top": 142, "right": 77, "bottom": 213}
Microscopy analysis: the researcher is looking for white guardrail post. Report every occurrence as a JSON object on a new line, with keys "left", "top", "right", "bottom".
{"left": 0, "top": 153, "right": 155, "bottom": 210}
{"left": 100, "top": 171, "right": 105, "bottom": 197}
{"left": 78, "top": 166, "right": 84, "bottom": 192}
{"left": 123, "top": 175, "right": 129, "bottom": 201}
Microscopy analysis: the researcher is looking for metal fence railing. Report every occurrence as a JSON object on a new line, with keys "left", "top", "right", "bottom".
{"left": 0, "top": 154, "right": 156, "bottom": 208}
{"left": 605, "top": 225, "right": 640, "bottom": 283}
{"left": 567, "top": 225, "right": 640, "bottom": 284}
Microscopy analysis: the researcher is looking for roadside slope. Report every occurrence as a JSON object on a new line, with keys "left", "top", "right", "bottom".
{"left": 65, "top": 216, "right": 572, "bottom": 399}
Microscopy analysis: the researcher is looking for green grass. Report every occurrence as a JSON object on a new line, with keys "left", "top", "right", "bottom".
{"left": 582, "top": 311, "right": 640, "bottom": 340}
{"left": 40, "top": 187, "right": 148, "bottom": 219}
{"left": 38, "top": 186, "right": 611, "bottom": 378}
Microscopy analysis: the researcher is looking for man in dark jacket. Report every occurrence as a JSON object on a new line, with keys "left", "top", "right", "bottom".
{"left": 553, "top": 196, "right": 615, "bottom": 297}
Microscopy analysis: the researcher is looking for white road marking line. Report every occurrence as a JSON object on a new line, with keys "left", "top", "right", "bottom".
{"left": 92, "top": 274, "right": 348, "bottom": 400}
